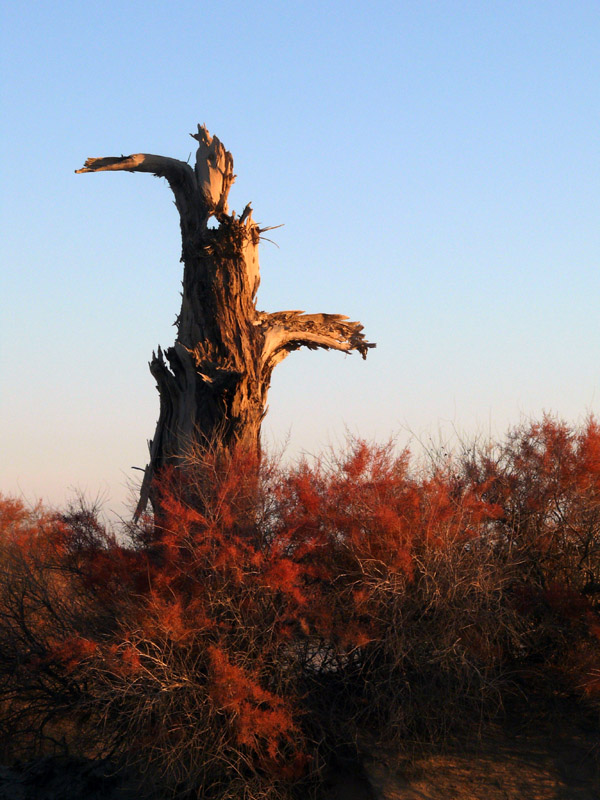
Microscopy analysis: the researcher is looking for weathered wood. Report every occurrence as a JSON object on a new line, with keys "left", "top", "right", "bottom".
{"left": 76, "top": 125, "right": 375, "bottom": 516}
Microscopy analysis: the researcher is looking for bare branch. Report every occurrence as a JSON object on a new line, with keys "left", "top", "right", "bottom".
{"left": 75, "top": 152, "right": 193, "bottom": 181}
{"left": 259, "top": 310, "right": 376, "bottom": 369}
{"left": 75, "top": 153, "right": 199, "bottom": 222}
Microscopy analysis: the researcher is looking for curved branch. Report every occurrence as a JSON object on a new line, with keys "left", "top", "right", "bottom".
{"left": 75, "top": 132, "right": 236, "bottom": 221}
{"left": 75, "top": 153, "right": 199, "bottom": 220}
{"left": 259, "top": 310, "right": 376, "bottom": 369}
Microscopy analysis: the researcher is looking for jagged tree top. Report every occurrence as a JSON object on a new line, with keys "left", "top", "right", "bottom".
{"left": 76, "top": 125, "right": 375, "bottom": 362}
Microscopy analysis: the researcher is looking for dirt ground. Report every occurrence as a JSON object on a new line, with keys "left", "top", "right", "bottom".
{"left": 326, "top": 694, "right": 599, "bottom": 800}
{"left": 1, "top": 695, "right": 597, "bottom": 799}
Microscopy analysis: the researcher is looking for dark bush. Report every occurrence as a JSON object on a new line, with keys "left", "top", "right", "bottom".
{"left": 0, "top": 416, "right": 597, "bottom": 798}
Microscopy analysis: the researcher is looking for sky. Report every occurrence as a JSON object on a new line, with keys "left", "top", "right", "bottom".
{"left": 1, "top": 0, "right": 599, "bottom": 519}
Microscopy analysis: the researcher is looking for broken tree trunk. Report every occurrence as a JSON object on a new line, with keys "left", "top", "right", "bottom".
{"left": 76, "top": 126, "right": 375, "bottom": 516}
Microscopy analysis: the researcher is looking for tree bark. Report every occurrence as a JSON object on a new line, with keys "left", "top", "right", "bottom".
{"left": 76, "top": 125, "right": 375, "bottom": 516}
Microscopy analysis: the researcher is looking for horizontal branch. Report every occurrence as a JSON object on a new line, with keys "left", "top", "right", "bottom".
{"left": 76, "top": 127, "right": 237, "bottom": 219}
{"left": 259, "top": 310, "right": 375, "bottom": 369}
{"left": 75, "top": 152, "right": 195, "bottom": 181}
{"left": 75, "top": 153, "right": 199, "bottom": 219}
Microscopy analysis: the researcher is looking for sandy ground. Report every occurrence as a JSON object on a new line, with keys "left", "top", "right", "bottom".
{"left": 361, "top": 734, "right": 598, "bottom": 800}
{"left": 327, "top": 695, "right": 599, "bottom": 800}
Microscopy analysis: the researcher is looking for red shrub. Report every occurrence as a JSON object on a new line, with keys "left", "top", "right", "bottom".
{"left": 0, "top": 418, "right": 598, "bottom": 797}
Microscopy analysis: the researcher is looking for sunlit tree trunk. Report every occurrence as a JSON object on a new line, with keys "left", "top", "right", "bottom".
{"left": 77, "top": 126, "right": 375, "bottom": 516}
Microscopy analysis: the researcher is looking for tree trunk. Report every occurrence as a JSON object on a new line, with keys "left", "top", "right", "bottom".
{"left": 76, "top": 126, "right": 375, "bottom": 516}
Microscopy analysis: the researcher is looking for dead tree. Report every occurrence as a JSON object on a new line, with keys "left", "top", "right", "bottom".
{"left": 76, "top": 126, "right": 375, "bottom": 515}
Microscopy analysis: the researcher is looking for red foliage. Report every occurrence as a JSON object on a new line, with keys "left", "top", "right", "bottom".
{"left": 208, "top": 645, "right": 299, "bottom": 766}
{"left": 47, "top": 636, "right": 98, "bottom": 673}
{"left": 0, "top": 417, "right": 598, "bottom": 796}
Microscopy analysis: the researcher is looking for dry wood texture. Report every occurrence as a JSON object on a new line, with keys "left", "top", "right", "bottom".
{"left": 77, "top": 126, "right": 375, "bottom": 515}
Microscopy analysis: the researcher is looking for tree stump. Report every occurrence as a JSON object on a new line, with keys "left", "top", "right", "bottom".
{"left": 76, "top": 126, "right": 375, "bottom": 515}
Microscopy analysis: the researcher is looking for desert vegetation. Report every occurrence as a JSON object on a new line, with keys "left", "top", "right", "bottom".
{"left": 0, "top": 415, "right": 598, "bottom": 798}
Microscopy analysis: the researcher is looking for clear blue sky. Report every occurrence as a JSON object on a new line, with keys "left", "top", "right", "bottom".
{"left": 1, "top": 1, "right": 598, "bottom": 517}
